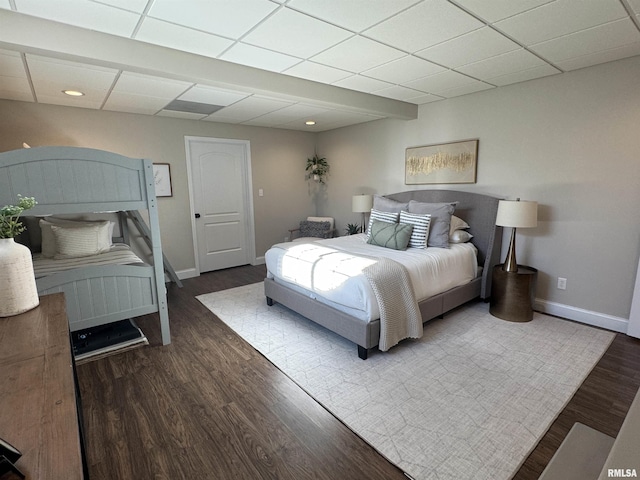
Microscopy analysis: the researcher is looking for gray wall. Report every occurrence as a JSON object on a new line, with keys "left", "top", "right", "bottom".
{"left": 1, "top": 55, "right": 638, "bottom": 327}
{"left": 317, "top": 56, "right": 640, "bottom": 324}
{"left": 0, "top": 100, "right": 316, "bottom": 272}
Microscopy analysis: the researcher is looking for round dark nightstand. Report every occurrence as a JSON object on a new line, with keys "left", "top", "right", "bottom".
{"left": 490, "top": 264, "right": 538, "bottom": 322}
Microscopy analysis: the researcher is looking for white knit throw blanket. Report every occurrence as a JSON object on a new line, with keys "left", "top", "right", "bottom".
{"left": 363, "top": 257, "right": 423, "bottom": 351}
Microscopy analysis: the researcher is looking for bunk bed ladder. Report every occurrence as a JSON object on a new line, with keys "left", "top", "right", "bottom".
{"left": 124, "top": 210, "right": 183, "bottom": 288}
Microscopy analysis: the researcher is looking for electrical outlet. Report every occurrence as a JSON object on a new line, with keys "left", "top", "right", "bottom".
{"left": 284, "top": 236, "right": 290, "bottom": 242}
{"left": 557, "top": 277, "right": 567, "bottom": 290}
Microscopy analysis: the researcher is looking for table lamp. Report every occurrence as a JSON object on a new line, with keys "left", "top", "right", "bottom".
{"left": 352, "top": 194, "right": 373, "bottom": 233}
{"left": 496, "top": 198, "right": 537, "bottom": 272}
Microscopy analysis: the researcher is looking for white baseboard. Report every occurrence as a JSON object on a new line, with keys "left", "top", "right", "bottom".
{"left": 176, "top": 268, "right": 198, "bottom": 280}
{"left": 535, "top": 299, "right": 629, "bottom": 333}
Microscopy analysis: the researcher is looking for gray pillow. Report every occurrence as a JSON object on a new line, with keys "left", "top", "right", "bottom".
{"left": 372, "top": 194, "right": 409, "bottom": 213}
{"left": 367, "top": 221, "right": 413, "bottom": 250}
{"left": 299, "top": 220, "right": 331, "bottom": 238}
{"left": 407, "top": 200, "right": 457, "bottom": 248}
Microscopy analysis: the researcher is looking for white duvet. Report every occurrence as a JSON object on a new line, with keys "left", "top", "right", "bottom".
{"left": 265, "top": 234, "right": 478, "bottom": 322}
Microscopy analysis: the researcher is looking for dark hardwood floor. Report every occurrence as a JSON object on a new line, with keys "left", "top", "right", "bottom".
{"left": 77, "top": 264, "right": 640, "bottom": 479}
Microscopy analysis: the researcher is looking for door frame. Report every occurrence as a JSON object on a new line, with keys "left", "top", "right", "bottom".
{"left": 185, "top": 136, "right": 257, "bottom": 275}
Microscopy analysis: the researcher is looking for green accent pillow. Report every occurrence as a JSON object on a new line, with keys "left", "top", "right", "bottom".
{"left": 367, "top": 221, "right": 413, "bottom": 250}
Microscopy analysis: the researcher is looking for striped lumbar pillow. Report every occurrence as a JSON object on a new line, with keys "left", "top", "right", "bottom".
{"left": 366, "top": 209, "right": 399, "bottom": 238}
{"left": 400, "top": 210, "right": 431, "bottom": 248}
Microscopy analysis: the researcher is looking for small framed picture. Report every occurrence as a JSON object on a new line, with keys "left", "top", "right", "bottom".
{"left": 152, "top": 163, "right": 173, "bottom": 197}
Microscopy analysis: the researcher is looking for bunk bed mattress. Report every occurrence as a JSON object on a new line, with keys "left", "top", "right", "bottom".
{"left": 33, "top": 244, "right": 145, "bottom": 278}
{"left": 265, "top": 234, "right": 478, "bottom": 322}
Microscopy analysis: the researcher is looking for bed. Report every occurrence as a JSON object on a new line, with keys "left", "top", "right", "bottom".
{"left": 0, "top": 146, "right": 172, "bottom": 345}
{"left": 264, "top": 190, "right": 503, "bottom": 359}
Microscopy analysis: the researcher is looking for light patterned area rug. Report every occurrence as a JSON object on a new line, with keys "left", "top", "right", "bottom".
{"left": 197, "top": 283, "right": 615, "bottom": 480}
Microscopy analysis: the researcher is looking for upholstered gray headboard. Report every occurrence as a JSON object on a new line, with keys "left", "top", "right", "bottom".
{"left": 385, "top": 190, "right": 503, "bottom": 299}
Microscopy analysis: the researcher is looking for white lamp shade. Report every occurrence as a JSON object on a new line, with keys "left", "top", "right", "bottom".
{"left": 496, "top": 200, "right": 538, "bottom": 228}
{"left": 352, "top": 194, "right": 373, "bottom": 213}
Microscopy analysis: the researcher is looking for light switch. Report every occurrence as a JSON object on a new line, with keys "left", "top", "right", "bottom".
{"left": 258, "top": 188, "right": 264, "bottom": 197}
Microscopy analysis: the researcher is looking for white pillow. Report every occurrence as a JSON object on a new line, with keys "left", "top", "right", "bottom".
{"left": 40, "top": 218, "right": 113, "bottom": 258}
{"left": 399, "top": 211, "right": 431, "bottom": 249}
{"left": 449, "top": 215, "right": 470, "bottom": 235}
{"left": 51, "top": 223, "right": 111, "bottom": 259}
{"left": 366, "top": 209, "right": 399, "bottom": 238}
{"left": 450, "top": 230, "right": 473, "bottom": 244}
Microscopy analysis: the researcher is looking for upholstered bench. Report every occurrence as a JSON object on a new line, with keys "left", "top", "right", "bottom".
{"left": 539, "top": 387, "right": 640, "bottom": 480}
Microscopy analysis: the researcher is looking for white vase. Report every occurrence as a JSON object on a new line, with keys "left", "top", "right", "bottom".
{"left": 0, "top": 238, "right": 40, "bottom": 317}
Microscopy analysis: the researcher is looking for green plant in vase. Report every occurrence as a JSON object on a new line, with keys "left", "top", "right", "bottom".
{"left": 345, "top": 223, "right": 361, "bottom": 235}
{"left": 305, "top": 153, "right": 329, "bottom": 184}
{"left": 0, "top": 195, "right": 37, "bottom": 238}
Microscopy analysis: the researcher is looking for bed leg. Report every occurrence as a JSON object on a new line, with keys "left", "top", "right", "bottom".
{"left": 357, "top": 345, "right": 368, "bottom": 360}
{"left": 266, "top": 296, "right": 274, "bottom": 306}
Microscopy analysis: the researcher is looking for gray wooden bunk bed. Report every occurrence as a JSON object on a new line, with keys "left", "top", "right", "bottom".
{"left": 0, "top": 146, "right": 172, "bottom": 345}
{"left": 265, "top": 189, "right": 503, "bottom": 359}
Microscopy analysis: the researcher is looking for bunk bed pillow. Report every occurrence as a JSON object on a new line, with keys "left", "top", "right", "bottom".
{"left": 40, "top": 218, "right": 114, "bottom": 258}
{"left": 50, "top": 223, "right": 112, "bottom": 259}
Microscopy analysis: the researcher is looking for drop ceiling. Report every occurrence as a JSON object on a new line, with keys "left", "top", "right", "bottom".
{"left": 0, "top": 0, "right": 639, "bottom": 132}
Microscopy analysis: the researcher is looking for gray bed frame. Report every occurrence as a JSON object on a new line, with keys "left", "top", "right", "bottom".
{"left": 0, "top": 146, "right": 171, "bottom": 345}
{"left": 264, "top": 190, "right": 503, "bottom": 359}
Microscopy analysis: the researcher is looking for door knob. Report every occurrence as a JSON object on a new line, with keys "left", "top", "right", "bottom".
{"left": 195, "top": 213, "right": 201, "bottom": 219}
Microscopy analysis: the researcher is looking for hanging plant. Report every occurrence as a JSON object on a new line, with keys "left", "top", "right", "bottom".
{"left": 305, "top": 153, "right": 329, "bottom": 184}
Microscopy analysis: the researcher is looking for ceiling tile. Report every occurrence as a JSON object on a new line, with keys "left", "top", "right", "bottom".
{"left": 364, "top": 0, "right": 483, "bottom": 53}
{"left": 242, "top": 8, "right": 352, "bottom": 58}
{"left": 333, "top": 75, "right": 393, "bottom": 93}
{"left": 92, "top": 0, "right": 148, "bottom": 14}
{"left": 372, "top": 85, "right": 426, "bottom": 101}
{"left": 456, "top": 49, "right": 547, "bottom": 81}
{"left": 311, "top": 36, "right": 405, "bottom": 73}
{"left": 112, "top": 72, "right": 192, "bottom": 98}
{"left": 156, "top": 110, "right": 208, "bottom": 120}
{"left": 0, "top": 49, "right": 26, "bottom": 78}
{"left": 495, "top": 0, "right": 628, "bottom": 45}
{"left": 530, "top": 19, "right": 640, "bottom": 63}
{"left": 148, "top": 0, "right": 277, "bottom": 39}
{"left": 283, "top": 61, "right": 352, "bottom": 84}
{"left": 362, "top": 55, "right": 445, "bottom": 84}
{"left": 0, "top": 1, "right": 10, "bottom": 8}
{"left": 487, "top": 64, "right": 560, "bottom": 86}
{"left": 405, "top": 92, "right": 443, "bottom": 105}
{"left": 287, "top": 0, "right": 421, "bottom": 32}
{"left": 405, "top": 70, "right": 478, "bottom": 94}
{"left": 452, "top": 0, "right": 553, "bottom": 23}
{"left": 415, "top": 27, "right": 520, "bottom": 67}
{"left": 207, "top": 96, "right": 294, "bottom": 122}
{"left": 27, "top": 55, "right": 118, "bottom": 108}
{"left": 243, "top": 104, "right": 329, "bottom": 127}
{"left": 220, "top": 42, "right": 301, "bottom": 72}
{"left": 0, "top": 50, "right": 33, "bottom": 102}
{"left": 629, "top": 0, "right": 640, "bottom": 13}
{"left": 436, "top": 82, "right": 494, "bottom": 98}
{"left": 103, "top": 92, "right": 167, "bottom": 114}
{"left": 14, "top": 0, "right": 139, "bottom": 37}
{"left": 555, "top": 42, "right": 640, "bottom": 71}
{"left": 135, "top": 18, "right": 234, "bottom": 58}
{"left": 178, "top": 85, "right": 249, "bottom": 106}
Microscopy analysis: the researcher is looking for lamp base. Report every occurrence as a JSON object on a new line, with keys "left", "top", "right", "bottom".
{"left": 502, "top": 228, "right": 519, "bottom": 272}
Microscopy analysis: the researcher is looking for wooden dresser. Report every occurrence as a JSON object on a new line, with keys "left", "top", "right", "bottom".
{"left": 0, "top": 293, "right": 85, "bottom": 479}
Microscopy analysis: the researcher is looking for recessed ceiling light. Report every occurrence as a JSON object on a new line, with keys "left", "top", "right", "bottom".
{"left": 305, "top": 120, "right": 316, "bottom": 126}
{"left": 63, "top": 90, "right": 85, "bottom": 97}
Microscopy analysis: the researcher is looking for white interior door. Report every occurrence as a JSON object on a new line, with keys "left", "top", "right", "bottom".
{"left": 187, "top": 137, "right": 254, "bottom": 273}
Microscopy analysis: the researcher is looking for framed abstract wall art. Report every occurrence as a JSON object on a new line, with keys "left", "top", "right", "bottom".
{"left": 405, "top": 139, "right": 478, "bottom": 185}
